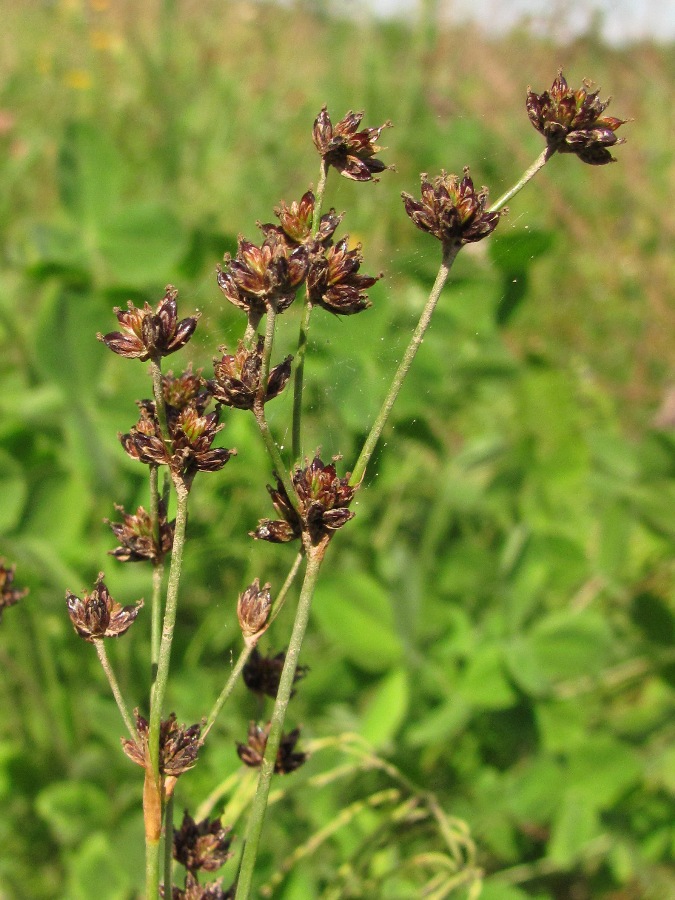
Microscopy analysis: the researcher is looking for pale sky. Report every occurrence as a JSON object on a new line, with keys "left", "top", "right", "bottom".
{"left": 359, "top": 0, "right": 675, "bottom": 44}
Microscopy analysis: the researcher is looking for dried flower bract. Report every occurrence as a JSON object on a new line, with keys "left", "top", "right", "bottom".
{"left": 121, "top": 710, "right": 202, "bottom": 777}
{"left": 313, "top": 106, "right": 393, "bottom": 181}
{"left": 526, "top": 70, "right": 627, "bottom": 165}
{"left": 98, "top": 286, "right": 200, "bottom": 360}
{"left": 402, "top": 168, "right": 503, "bottom": 249}
{"left": 173, "top": 810, "right": 234, "bottom": 875}
{"left": 237, "top": 721, "right": 306, "bottom": 774}
{"left": 66, "top": 573, "right": 143, "bottom": 641}
{"left": 237, "top": 578, "right": 272, "bottom": 645}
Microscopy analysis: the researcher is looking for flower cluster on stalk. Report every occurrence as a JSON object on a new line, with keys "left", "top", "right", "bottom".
{"left": 237, "top": 721, "right": 306, "bottom": 775}
{"left": 209, "top": 337, "right": 292, "bottom": 410}
{"left": 526, "top": 70, "right": 627, "bottom": 165}
{"left": 122, "top": 710, "right": 202, "bottom": 779}
{"left": 243, "top": 647, "right": 308, "bottom": 699}
{"left": 66, "top": 573, "right": 143, "bottom": 641}
{"left": 252, "top": 454, "right": 356, "bottom": 546}
{"left": 313, "top": 106, "right": 393, "bottom": 181}
{"left": 402, "top": 168, "right": 503, "bottom": 249}
{"left": 0, "top": 560, "right": 28, "bottom": 622}
{"left": 106, "top": 499, "right": 175, "bottom": 563}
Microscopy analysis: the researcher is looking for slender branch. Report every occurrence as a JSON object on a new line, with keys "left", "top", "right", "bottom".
{"left": 149, "top": 480, "right": 190, "bottom": 764}
{"left": 202, "top": 551, "right": 304, "bottom": 741}
{"left": 163, "top": 794, "right": 174, "bottom": 895}
{"left": 489, "top": 146, "right": 555, "bottom": 213}
{"left": 252, "top": 307, "right": 302, "bottom": 514}
{"left": 94, "top": 640, "right": 137, "bottom": 740}
{"left": 148, "top": 464, "right": 163, "bottom": 673}
{"left": 149, "top": 357, "right": 171, "bottom": 447}
{"left": 235, "top": 544, "right": 326, "bottom": 900}
{"left": 292, "top": 158, "right": 328, "bottom": 460}
{"left": 243, "top": 308, "right": 264, "bottom": 347}
{"left": 349, "top": 243, "right": 460, "bottom": 487}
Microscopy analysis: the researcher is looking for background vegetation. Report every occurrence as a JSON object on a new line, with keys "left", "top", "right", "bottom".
{"left": 0, "top": 1, "right": 673, "bottom": 897}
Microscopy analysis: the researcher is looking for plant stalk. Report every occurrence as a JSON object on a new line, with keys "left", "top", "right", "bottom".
{"left": 292, "top": 158, "right": 328, "bottom": 460}
{"left": 94, "top": 640, "right": 137, "bottom": 740}
{"left": 350, "top": 243, "right": 460, "bottom": 487}
{"left": 235, "top": 544, "right": 326, "bottom": 900}
{"left": 489, "top": 146, "right": 555, "bottom": 212}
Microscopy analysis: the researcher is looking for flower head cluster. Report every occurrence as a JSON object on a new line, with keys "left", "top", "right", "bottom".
{"left": 106, "top": 499, "right": 175, "bottom": 563}
{"left": 173, "top": 810, "right": 234, "bottom": 876}
{"left": 307, "top": 236, "right": 381, "bottom": 315}
{"left": 0, "top": 561, "right": 28, "bottom": 622}
{"left": 122, "top": 710, "right": 202, "bottom": 778}
{"left": 313, "top": 107, "right": 392, "bottom": 181}
{"left": 66, "top": 573, "right": 143, "bottom": 641}
{"left": 237, "top": 578, "right": 272, "bottom": 645}
{"left": 252, "top": 455, "right": 356, "bottom": 546}
{"left": 98, "top": 287, "right": 200, "bottom": 361}
{"left": 262, "top": 191, "right": 342, "bottom": 248}
{"left": 161, "top": 874, "right": 234, "bottom": 900}
{"left": 162, "top": 365, "right": 210, "bottom": 414}
{"left": 217, "top": 234, "right": 309, "bottom": 316}
{"left": 237, "top": 721, "right": 306, "bottom": 775}
{"left": 121, "top": 399, "right": 235, "bottom": 484}
{"left": 402, "top": 168, "right": 502, "bottom": 249}
{"left": 243, "top": 647, "right": 308, "bottom": 699}
{"left": 526, "top": 70, "right": 627, "bottom": 165}
{"left": 209, "top": 337, "right": 292, "bottom": 410}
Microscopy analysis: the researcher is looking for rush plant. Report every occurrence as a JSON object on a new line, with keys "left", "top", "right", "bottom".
{"left": 60, "top": 71, "right": 626, "bottom": 898}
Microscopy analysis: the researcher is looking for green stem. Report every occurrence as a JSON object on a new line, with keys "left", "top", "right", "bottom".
{"left": 292, "top": 158, "right": 328, "bottom": 461}
{"left": 235, "top": 545, "right": 326, "bottom": 900}
{"left": 253, "top": 309, "right": 301, "bottom": 515}
{"left": 489, "top": 146, "right": 555, "bottom": 213}
{"left": 94, "top": 640, "right": 137, "bottom": 740}
{"left": 202, "top": 551, "right": 303, "bottom": 741}
{"left": 149, "top": 464, "right": 163, "bottom": 674}
{"left": 149, "top": 357, "right": 171, "bottom": 447}
{"left": 163, "top": 794, "right": 174, "bottom": 894}
{"left": 349, "top": 243, "right": 460, "bottom": 487}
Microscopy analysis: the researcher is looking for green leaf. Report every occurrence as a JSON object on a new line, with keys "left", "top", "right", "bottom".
{"left": 360, "top": 667, "right": 410, "bottom": 747}
{"left": 98, "top": 202, "right": 187, "bottom": 286}
{"left": 460, "top": 643, "right": 518, "bottom": 709}
{"left": 58, "top": 122, "right": 123, "bottom": 224}
{"left": 0, "top": 449, "right": 27, "bottom": 533}
{"left": 526, "top": 610, "right": 615, "bottom": 683}
{"left": 36, "top": 781, "right": 110, "bottom": 847}
{"left": 66, "top": 832, "right": 132, "bottom": 900}
{"left": 548, "top": 786, "right": 601, "bottom": 866}
{"left": 312, "top": 571, "right": 403, "bottom": 673}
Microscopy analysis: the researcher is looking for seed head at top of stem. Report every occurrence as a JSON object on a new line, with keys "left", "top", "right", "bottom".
{"left": 527, "top": 70, "right": 627, "bottom": 165}
{"left": 313, "top": 106, "right": 393, "bottom": 182}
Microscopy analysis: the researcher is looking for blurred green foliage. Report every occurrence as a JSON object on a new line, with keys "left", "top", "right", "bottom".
{"left": 0, "top": 1, "right": 673, "bottom": 898}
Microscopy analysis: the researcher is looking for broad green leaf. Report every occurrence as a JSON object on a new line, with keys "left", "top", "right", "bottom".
{"left": 565, "top": 735, "right": 641, "bottom": 810}
{"left": 58, "top": 122, "right": 123, "bottom": 224}
{"left": 548, "top": 786, "right": 601, "bottom": 865}
{"left": 98, "top": 202, "right": 187, "bottom": 286}
{"left": 405, "top": 695, "right": 471, "bottom": 747}
{"left": 0, "top": 449, "right": 27, "bottom": 533}
{"left": 36, "top": 781, "right": 110, "bottom": 847}
{"left": 312, "top": 571, "right": 403, "bottom": 673}
{"left": 66, "top": 832, "right": 131, "bottom": 900}
{"left": 460, "top": 643, "right": 518, "bottom": 710}
{"left": 360, "top": 667, "right": 410, "bottom": 746}
{"left": 526, "top": 610, "right": 615, "bottom": 683}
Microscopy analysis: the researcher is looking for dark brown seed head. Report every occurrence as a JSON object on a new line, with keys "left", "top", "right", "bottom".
{"left": 98, "top": 286, "right": 200, "bottom": 361}
{"left": 162, "top": 366, "right": 209, "bottom": 414}
{"left": 402, "top": 168, "right": 503, "bottom": 249}
{"left": 0, "top": 560, "right": 28, "bottom": 622}
{"left": 526, "top": 70, "right": 627, "bottom": 164}
{"left": 106, "top": 499, "right": 175, "bottom": 563}
{"left": 66, "top": 573, "right": 143, "bottom": 641}
{"left": 121, "top": 710, "right": 202, "bottom": 777}
{"left": 209, "top": 337, "right": 292, "bottom": 410}
{"left": 242, "top": 647, "right": 308, "bottom": 699}
{"left": 173, "top": 810, "right": 234, "bottom": 875}
{"left": 307, "top": 236, "right": 380, "bottom": 315}
{"left": 217, "top": 236, "right": 309, "bottom": 315}
{"left": 237, "top": 578, "right": 272, "bottom": 645}
{"left": 161, "top": 872, "right": 235, "bottom": 899}
{"left": 236, "top": 721, "right": 307, "bottom": 774}
{"left": 313, "top": 106, "right": 393, "bottom": 182}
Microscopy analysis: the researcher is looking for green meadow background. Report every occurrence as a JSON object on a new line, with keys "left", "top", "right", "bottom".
{"left": 0, "top": 1, "right": 673, "bottom": 897}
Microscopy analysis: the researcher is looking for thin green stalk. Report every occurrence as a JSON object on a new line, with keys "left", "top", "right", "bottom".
{"left": 350, "top": 244, "right": 460, "bottom": 487}
{"left": 163, "top": 794, "right": 174, "bottom": 894}
{"left": 292, "top": 158, "right": 328, "bottom": 460}
{"left": 489, "top": 146, "right": 555, "bottom": 213}
{"left": 202, "top": 551, "right": 303, "bottom": 741}
{"left": 149, "top": 357, "right": 171, "bottom": 447}
{"left": 149, "top": 464, "right": 163, "bottom": 672}
{"left": 94, "top": 640, "right": 137, "bottom": 740}
{"left": 253, "top": 308, "right": 301, "bottom": 514}
{"left": 145, "top": 479, "right": 190, "bottom": 900}
{"left": 235, "top": 545, "right": 326, "bottom": 900}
